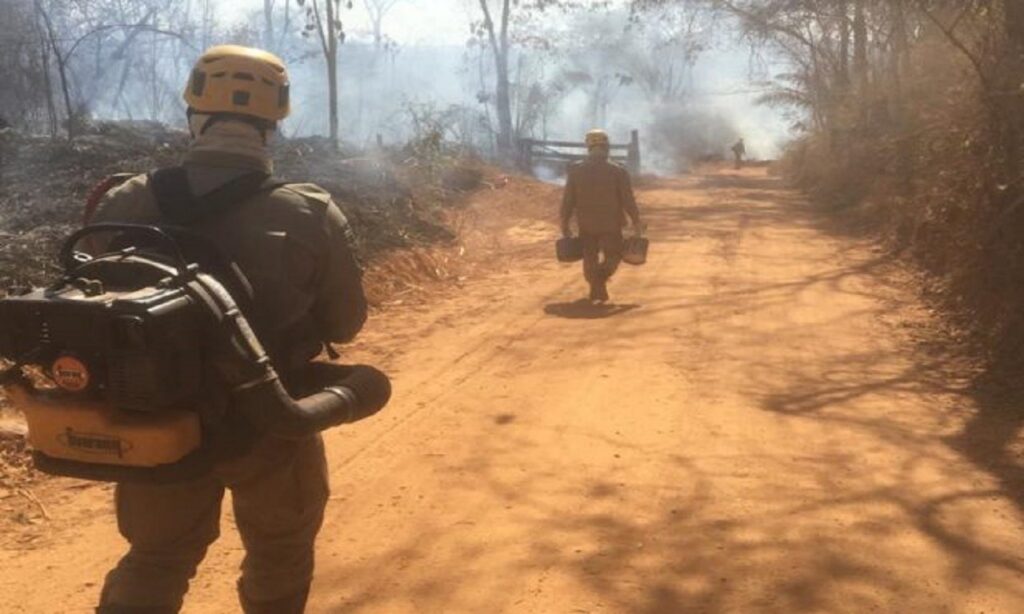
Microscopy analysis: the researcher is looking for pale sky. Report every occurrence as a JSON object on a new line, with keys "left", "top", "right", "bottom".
{"left": 221, "top": 0, "right": 476, "bottom": 45}
{"left": 219, "top": 0, "right": 793, "bottom": 157}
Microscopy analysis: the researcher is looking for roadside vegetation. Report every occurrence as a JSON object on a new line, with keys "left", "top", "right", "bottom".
{"left": 681, "top": 1, "right": 1024, "bottom": 368}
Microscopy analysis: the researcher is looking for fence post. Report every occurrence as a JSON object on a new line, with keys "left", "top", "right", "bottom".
{"left": 627, "top": 130, "right": 640, "bottom": 175}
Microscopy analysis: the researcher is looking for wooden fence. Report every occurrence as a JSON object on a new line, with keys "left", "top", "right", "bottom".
{"left": 517, "top": 130, "right": 641, "bottom": 176}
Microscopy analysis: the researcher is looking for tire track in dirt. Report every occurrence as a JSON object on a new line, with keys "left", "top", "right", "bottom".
{"left": 3, "top": 167, "right": 1024, "bottom": 614}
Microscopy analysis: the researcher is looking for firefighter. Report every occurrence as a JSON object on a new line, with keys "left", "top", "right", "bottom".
{"left": 90, "top": 45, "right": 367, "bottom": 614}
{"left": 560, "top": 129, "right": 642, "bottom": 303}
{"left": 731, "top": 137, "right": 746, "bottom": 169}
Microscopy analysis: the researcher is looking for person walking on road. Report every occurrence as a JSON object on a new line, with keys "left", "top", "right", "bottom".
{"left": 731, "top": 138, "right": 746, "bottom": 169}
{"left": 561, "top": 129, "right": 642, "bottom": 303}
{"left": 89, "top": 45, "right": 371, "bottom": 614}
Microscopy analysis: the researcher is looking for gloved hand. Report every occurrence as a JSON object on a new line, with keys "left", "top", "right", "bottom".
{"left": 631, "top": 220, "right": 646, "bottom": 238}
{"left": 561, "top": 226, "right": 573, "bottom": 238}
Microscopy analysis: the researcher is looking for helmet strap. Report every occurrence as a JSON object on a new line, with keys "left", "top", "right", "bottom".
{"left": 186, "top": 108, "right": 275, "bottom": 144}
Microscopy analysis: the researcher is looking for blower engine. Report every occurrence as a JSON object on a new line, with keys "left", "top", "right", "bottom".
{"left": 0, "top": 224, "right": 390, "bottom": 483}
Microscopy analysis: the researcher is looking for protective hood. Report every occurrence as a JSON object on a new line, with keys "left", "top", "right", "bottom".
{"left": 186, "top": 114, "right": 274, "bottom": 175}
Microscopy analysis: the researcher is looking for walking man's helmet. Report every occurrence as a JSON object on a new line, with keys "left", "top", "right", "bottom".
{"left": 585, "top": 129, "right": 610, "bottom": 149}
{"left": 184, "top": 45, "right": 291, "bottom": 130}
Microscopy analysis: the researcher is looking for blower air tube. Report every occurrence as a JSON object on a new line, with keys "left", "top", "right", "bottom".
{"left": 187, "top": 272, "right": 391, "bottom": 439}
{"left": 233, "top": 364, "right": 391, "bottom": 439}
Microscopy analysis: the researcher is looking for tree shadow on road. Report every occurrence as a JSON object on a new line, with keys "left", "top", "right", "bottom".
{"left": 748, "top": 346, "right": 1024, "bottom": 595}
{"left": 544, "top": 299, "right": 640, "bottom": 319}
{"left": 948, "top": 360, "right": 1024, "bottom": 526}
{"left": 313, "top": 168, "right": 1024, "bottom": 613}
{"left": 693, "top": 172, "right": 786, "bottom": 192}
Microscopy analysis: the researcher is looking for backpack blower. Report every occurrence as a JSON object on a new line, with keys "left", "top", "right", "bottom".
{"left": 0, "top": 224, "right": 391, "bottom": 483}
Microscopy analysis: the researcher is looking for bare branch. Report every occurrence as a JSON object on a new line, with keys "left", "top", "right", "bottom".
{"left": 913, "top": 1, "right": 990, "bottom": 91}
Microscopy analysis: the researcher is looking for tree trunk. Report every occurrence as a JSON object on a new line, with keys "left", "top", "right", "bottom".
{"left": 39, "top": 37, "right": 58, "bottom": 139}
{"left": 113, "top": 57, "right": 134, "bottom": 120}
{"left": 35, "top": 0, "right": 75, "bottom": 140}
{"left": 263, "top": 0, "right": 275, "bottom": 51}
{"left": 495, "top": 52, "right": 513, "bottom": 153}
{"left": 283, "top": 0, "right": 292, "bottom": 54}
{"left": 889, "top": 0, "right": 912, "bottom": 194}
{"left": 889, "top": 0, "right": 907, "bottom": 97}
{"left": 474, "top": 45, "right": 497, "bottom": 154}
{"left": 853, "top": 0, "right": 868, "bottom": 90}
{"left": 1007, "top": 0, "right": 1024, "bottom": 58}
{"left": 838, "top": 0, "right": 850, "bottom": 88}
{"left": 313, "top": 0, "right": 342, "bottom": 149}
{"left": 486, "top": 0, "right": 514, "bottom": 156}
{"left": 373, "top": 15, "right": 383, "bottom": 50}
{"left": 327, "top": 57, "right": 339, "bottom": 147}
{"left": 1000, "top": 0, "right": 1024, "bottom": 180}
{"left": 326, "top": 0, "right": 340, "bottom": 149}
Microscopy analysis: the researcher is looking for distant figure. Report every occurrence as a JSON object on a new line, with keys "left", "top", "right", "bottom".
{"left": 561, "top": 129, "right": 642, "bottom": 303}
{"left": 731, "top": 138, "right": 746, "bottom": 169}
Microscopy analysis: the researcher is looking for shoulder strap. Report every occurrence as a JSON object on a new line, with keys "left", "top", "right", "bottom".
{"left": 148, "top": 166, "right": 286, "bottom": 226}
{"left": 83, "top": 173, "right": 134, "bottom": 226}
{"left": 145, "top": 166, "right": 284, "bottom": 316}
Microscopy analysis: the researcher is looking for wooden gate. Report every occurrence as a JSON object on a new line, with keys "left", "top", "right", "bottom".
{"left": 517, "top": 130, "right": 641, "bottom": 176}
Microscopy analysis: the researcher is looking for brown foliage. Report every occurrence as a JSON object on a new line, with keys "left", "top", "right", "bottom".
{"left": 0, "top": 120, "right": 477, "bottom": 291}
{"left": 767, "top": 1, "right": 1024, "bottom": 362}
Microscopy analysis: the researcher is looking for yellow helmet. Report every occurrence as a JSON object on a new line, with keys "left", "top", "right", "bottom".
{"left": 585, "top": 129, "right": 610, "bottom": 148}
{"left": 183, "top": 45, "right": 290, "bottom": 122}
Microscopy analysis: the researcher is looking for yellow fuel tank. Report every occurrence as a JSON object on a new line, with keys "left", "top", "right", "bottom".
{"left": 7, "top": 384, "right": 201, "bottom": 467}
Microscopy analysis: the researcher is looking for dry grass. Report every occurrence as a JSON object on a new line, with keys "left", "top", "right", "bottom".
{"left": 782, "top": 32, "right": 1024, "bottom": 369}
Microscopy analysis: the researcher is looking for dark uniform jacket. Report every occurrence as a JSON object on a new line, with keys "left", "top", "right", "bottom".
{"left": 561, "top": 158, "right": 640, "bottom": 235}
{"left": 91, "top": 152, "right": 367, "bottom": 372}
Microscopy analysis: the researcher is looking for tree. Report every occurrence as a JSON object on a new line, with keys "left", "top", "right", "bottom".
{"left": 472, "top": 1, "right": 602, "bottom": 157}
{"left": 29, "top": 0, "right": 195, "bottom": 138}
{"left": 34, "top": 0, "right": 76, "bottom": 139}
{"left": 361, "top": 0, "right": 403, "bottom": 51}
{"left": 475, "top": 0, "right": 515, "bottom": 155}
{"left": 299, "top": 0, "right": 349, "bottom": 149}
{"left": 0, "top": 0, "right": 52, "bottom": 132}
{"left": 620, "top": 4, "right": 709, "bottom": 103}
{"left": 262, "top": 0, "right": 295, "bottom": 54}
{"left": 549, "top": 13, "right": 636, "bottom": 127}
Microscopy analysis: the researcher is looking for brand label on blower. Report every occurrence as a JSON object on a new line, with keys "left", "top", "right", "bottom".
{"left": 52, "top": 356, "right": 90, "bottom": 392}
{"left": 57, "top": 428, "right": 132, "bottom": 458}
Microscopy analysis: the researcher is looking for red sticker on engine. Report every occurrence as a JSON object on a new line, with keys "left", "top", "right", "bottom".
{"left": 52, "top": 356, "right": 90, "bottom": 392}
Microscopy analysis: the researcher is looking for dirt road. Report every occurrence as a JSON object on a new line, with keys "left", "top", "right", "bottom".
{"left": 3, "top": 167, "right": 1024, "bottom": 613}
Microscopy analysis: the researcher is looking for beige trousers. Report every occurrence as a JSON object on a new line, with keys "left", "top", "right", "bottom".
{"left": 99, "top": 434, "right": 329, "bottom": 612}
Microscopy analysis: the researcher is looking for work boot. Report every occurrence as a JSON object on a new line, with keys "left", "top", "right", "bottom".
{"left": 96, "top": 605, "right": 178, "bottom": 614}
{"left": 588, "top": 283, "right": 600, "bottom": 302}
{"left": 593, "top": 279, "right": 609, "bottom": 303}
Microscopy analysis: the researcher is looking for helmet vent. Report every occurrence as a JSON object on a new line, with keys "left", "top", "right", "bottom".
{"left": 186, "top": 46, "right": 290, "bottom": 121}
{"left": 190, "top": 71, "right": 206, "bottom": 96}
